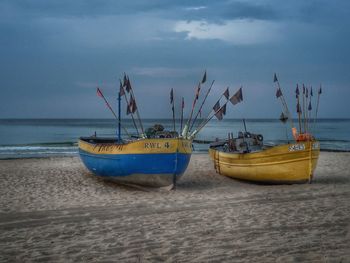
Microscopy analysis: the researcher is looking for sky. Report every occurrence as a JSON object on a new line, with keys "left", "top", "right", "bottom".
{"left": 0, "top": 0, "right": 349, "bottom": 119}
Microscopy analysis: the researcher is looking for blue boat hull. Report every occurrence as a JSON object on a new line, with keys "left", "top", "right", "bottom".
{"left": 79, "top": 149, "right": 191, "bottom": 187}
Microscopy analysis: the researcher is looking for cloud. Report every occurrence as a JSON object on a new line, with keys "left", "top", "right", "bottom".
{"left": 185, "top": 6, "right": 207, "bottom": 11}
{"left": 174, "top": 19, "right": 283, "bottom": 45}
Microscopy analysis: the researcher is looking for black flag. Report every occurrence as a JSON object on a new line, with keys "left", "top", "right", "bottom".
{"left": 297, "top": 101, "right": 302, "bottom": 113}
{"left": 295, "top": 84, "right": 300, "bottom": 98}
{"left": 276, "top": 88, "right": 282, "bottom": 98}
{"left": 222, "top": 104, "right": 227, "bottom": 115}
{"left": 310, "top": 87, "right": 313, "bottom": 96}
{"left": 229, "top": 87, "right": 243, "bottom": 105}
{"left": 214, "top": 109, "right": 223, "bottom": 121}
{"left": 123, "top": 74, "right": 128, "bottom": 87}
{"left": 126, "top": 103, "right": 131, "bottom": 115}
{"left": 125, "top": 77, "right": 131, "bottom": 93}
{"left": 213, "top": 101, "right": 220, "bottom": 112}
{"left": 319, "top": 86, "right": 322, "bottom": 94}
{"left": 223, "top": 87, "right": 230, "bottom": 99}
{"left": 201, "top": 71, "right": 207, "bottom": 84}
{"left": 127, "top": 95, "right": 137, "bottom": 114}
{"left": 308, "top": 101, "right": 312, "bottom": 111}
{"left": 279, "top": 112, "right": 288, "bottom": 123}
{"left": 195, "top": 83, "right": 200, "bottom": 100}
{"left": 170, "top": 88, "right": 174, "bottom": 104}
{"left": 119, "top": 80, "right": 125, "bottom": 96}
{"left": 273, "top": 73, "right": 278, "bottom": 83}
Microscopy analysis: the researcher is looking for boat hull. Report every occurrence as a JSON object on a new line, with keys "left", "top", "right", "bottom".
{"left": 79, "top": 138, "right": 192, "bottom": 187}
{"left": 209, "top": 141, "right": 320, "bottom": 184}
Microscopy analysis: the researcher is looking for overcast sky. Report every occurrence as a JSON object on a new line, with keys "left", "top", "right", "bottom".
{"left": 0, "top": 0, "right": 349, "bottom": 119}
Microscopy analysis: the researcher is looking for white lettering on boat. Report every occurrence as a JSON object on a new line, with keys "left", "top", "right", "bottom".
{"left": 289, "top": 144, "right": 305, "bottom": 152}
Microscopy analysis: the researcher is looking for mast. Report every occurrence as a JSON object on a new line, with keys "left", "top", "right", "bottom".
{"left": 118, "top": 91, "right": 121, "bottom": 142}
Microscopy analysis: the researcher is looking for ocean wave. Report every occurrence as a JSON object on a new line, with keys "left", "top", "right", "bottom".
{"left": 0, "top": 146, "right": 78, "bottom": 151}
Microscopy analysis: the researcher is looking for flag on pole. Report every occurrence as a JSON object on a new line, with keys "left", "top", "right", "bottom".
{"left": 303, "top": 84, "right": 305, "bottom": 94}
{"left": 308, "top": 101, "right": 312, "bottom": 111}
{"left": 97, "top": 87, "right": 103, "bottom": 97}
{"left": 201, "top": 71, "right": 207, "bottom": 84}
{"left": 223, "top": 87, "right": 230, "bottom": 99}
{"left": 195, "top": 83, "right": 200, "bottom": 100}
{"left": 192, "top": 83, "right": 201, "bottom": 108}
{"left": 130, "top": 96, "right": 137, "bottom": 113}
{"left": 214, "top": 109, "right": 223, "bottom": 120}
{"left": 119, "top": 80, "right": 125, "bottom": 96}
{"left": 213, "top": 101, "right": 220, "bottom": 112}
{"left": 222, "top": 104, "right": 227, "bottom": 115}
{"left": 123, "top": 74, "right": 128, "bottom": 87}
{"left": 319, "top": 86, "right": 322, "bottom": 94}
{"left": 182, "top": 97, "right": 185, "bottom": 109}
{"left": 273, "top": 73, "right": 278, "bottom": 83}
{"left": 127, "top": 95, "right": 137, "bottom": 114}
{"left": 310, "top": 87, "right": 313, "bottom": 96}
{"left": 125, "top": 77, "right": 131, "bottom": 93}
{"left": 229, "top": 87, "right": 243, "bottom": 105}
{"left": 279, "top": 112, "right": 288, "bottom": 123}
{"left": 297, "top": 101, "right": 302, "bottom": 113}
{"left": 295, "top": 84, "right": 300, "bottom": 98}
{"left": 126, "top": 103, "right": 131, "bottom": 115}
{"left": 276, "top": 88, "right": 282, "bottom": 98}
{"left": 170, "top": 88, "right": 174, "bottom": 104}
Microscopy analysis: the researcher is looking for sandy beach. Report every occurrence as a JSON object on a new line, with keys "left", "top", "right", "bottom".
{"left": 0, "top": 152, "right": 349, "bottom": 262}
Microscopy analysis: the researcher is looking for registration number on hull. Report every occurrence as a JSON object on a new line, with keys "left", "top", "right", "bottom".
{"left": 289, "top": 144, "right": 305, "bottom": 152}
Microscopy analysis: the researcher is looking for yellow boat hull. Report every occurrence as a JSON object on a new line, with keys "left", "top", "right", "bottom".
{"left": 209, "top": 141, "right": 320, "bottom": 184}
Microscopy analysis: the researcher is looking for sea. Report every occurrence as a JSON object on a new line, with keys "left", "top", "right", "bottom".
{"left": 0, "top": 118, "right": 349, "bottom": 159}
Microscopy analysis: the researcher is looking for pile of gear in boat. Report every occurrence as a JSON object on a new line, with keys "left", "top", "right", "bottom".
{"left": 145, "top": 124, "right": 178, "bottom": 139}
{"left": 210, "top": 131, "right": 264, "bottom": 153}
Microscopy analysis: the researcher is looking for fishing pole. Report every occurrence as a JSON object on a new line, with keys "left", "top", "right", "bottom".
{"left": 195, "top": 92, "right": 225, "bottom": 132}
{"left": 126, "top": 74, "right": 145, "bottom": 136}
{"left": 274, "top": 73, "right": 295, "bottom": 136}
{"left": 183, "top": 71, "right": 206, "bottom": 137}
{"left": 120, "top": 79, "right": 140, "bottom": 137}
{"left": 184, "top": 82, "right": 201, "bottom": 135}
{"left": 313, "top": 85, "right": 322, "bottom": 129}
{"left": 96, "top": 87, "right": 130, "bottom": 137}
{"left": 170, "top": 88, "right": 176, "bottom": 132}
{"left": 180, "top": 97, "right": 184, "bottom": 134}
{"left": 296, "top": 84, "right": 302, "bottom": 134}
{"left": 193, "top": 100, "right": 229, "bottom": 137}
{"left": 277, "top": 81, "right": 294, "bottom": 127}
{"left": 189, "top": 80, "right": 215, "bottom": 132}
{"left": 302, "top": 84, "right": 306, "bottom": 133}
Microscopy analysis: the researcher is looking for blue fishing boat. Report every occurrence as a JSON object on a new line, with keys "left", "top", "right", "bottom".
{"left": 79, "top": 136, "right": 192, "bottom": 187}
{"left": 78, "top": 72, "right": 213, "bottom": 187}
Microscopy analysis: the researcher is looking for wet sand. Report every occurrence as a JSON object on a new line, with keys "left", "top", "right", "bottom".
{"left": 0, "top": 152, "right": 349, "bottom": 262}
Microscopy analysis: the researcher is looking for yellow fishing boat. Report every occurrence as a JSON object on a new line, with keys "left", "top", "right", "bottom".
{"left": 209, "top": 132, "right": 320, "bottom": 184}
{"left": 208, "top": 74, "right": 323, "bottom": 184}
